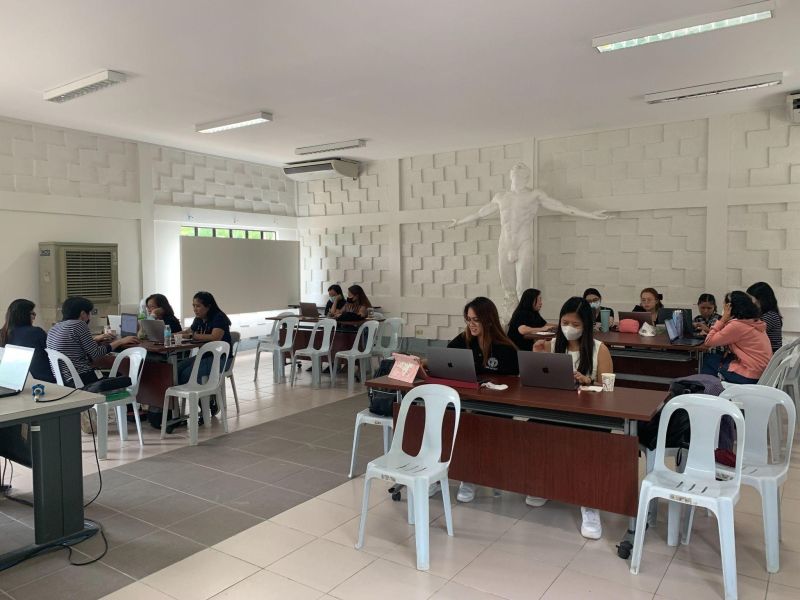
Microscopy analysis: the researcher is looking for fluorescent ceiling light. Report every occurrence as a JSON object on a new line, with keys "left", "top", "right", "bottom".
{"left": 295, "top": 139, "right": 365, "bottom": 155}
{"left": 195, "top": 111, "right": 272, "bottom": 133}
{"left": 43, "top": 70, "right": 127, "bottom": 103}
{"left": 644, "top": 73, "right": 782, "bottom": 104}
{"left": 593, "top": 0, "right": 774, "bottom": 52}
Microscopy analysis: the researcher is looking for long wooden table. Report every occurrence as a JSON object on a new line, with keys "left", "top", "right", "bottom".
{"left": 366, "top": 375, "right": 666, "bottom": 517}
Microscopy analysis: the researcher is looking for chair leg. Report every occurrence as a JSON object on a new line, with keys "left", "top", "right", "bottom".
{"left": 716, "top": 500, "right": 738, "bottom": 600}
{"left": 290, "top": 355, "right": 298, "bottom": 387}
{"left": 407, "top": 486, "right": 414, "bottom": 525}
{"left": 188, "top": 398, "right": 199, "bottom": 445}
{"left": 355, "top": 475, "right": 372, "bottom": 549}
{"left": 253, "top": 346, "right": 261, "bottom": 381}
{"left": 629, "top": 489, "right": 652, "bottom": 575}
{"left": 682, "top": 506, "right": 697, "bottom": 545}
{"left": 311, "top": 355, "right": 320, "bottom": 387}
{"left": 160, "top": 396, "right": 171, "bottom": 439}
{"left": 347, "top": 357, "right": 355, "bottom": 393}
{"left": 115, "top": 405, "right": 128, "bottom": 442}
{"left": 667, "top": 501, "right": 683, "bottom": 547}
{"left": 96, "top": 403, "right": 108, "bottom": 460}
{"left": 441, "top": 477, "right": 454, "bottom": 536}
{"left": 219, "top": 389, "right": 229, "bottom": 434}
{"left": 382, "top": 424, "right": 391, "bottom": 454}
{"left": 132, "top": 401, "right": 144, "bottom": 446}
{"left": 272, "top": 350, "right": 280, "bottom": 383}
{"left": 348, "top": 418, "right": 362, "bottom": 479}
{"left": 762, "top": 482, "right": 780, "bottom": 573}
{"left": 200, "top": 396, "right": 212, "bottom": 427}
{"left": 230, "top": 374, "right": 239, "bottom": 414}
{"left": 412, "top": 479, "right": 430, "bottom": 570}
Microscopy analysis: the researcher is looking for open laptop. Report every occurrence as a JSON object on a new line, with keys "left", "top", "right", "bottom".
{"left": 518, "top": 351, "right": 577, "bottom": 390}
{"left": 141, "top": 319, "right": 166, "bottom": 342}
{"left": 425, "top": 348, "right": 479, "bottom": 386}
{"left": 665, "top": 318, "right": 705, "bottom": 347}
{"left": 618, "top": 311, "right": 653, "bottom": 327}
{"left": 299, "top": 302, "right": 321, "bottom": 318}
{"left": 658, "top": 308, "right": 697, "bottom": 334}
{"left": 0, "top": 345, "right": 35, "bottom": 398}
{"left": 120, "top": 313, "right": 139, "bottom": 337}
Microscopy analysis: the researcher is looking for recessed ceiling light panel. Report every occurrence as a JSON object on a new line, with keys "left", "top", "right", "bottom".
{"left": 43, "top": 70, "right": 127, "bottom": 103}
{"left": 644, "top": 72, "right": 782, "bottom": 104}
{"left": 195, "top": 111, "right": 272, "bottom": 133}
{"left": 295, "top": 139, "right": 366, "bottom": 155}
{"left": 593, "top": 0, "right": 774, "bottom": 52}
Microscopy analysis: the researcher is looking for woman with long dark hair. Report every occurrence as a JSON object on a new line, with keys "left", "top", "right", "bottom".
{"left": 145, "top": 293, "right": 182, "bottom": 333}
{"left": 0, "top": 299, "right": 54, "bottom": 382}
{"left": 506, "top": 288, "right": 554, "bottom": 351}
{"left": 746, "top": 281, "right": 783, "bottom": 352}
{"left": 331, "top": 284, "right": 372, "bottom": 318}
{"left": 582, "top": 287, "right": 614, "bottom": 327}
{"left": 324, "top": 284, "right": 345, "bottom": 316}
{"left": 177, "top": 291, "right": 232, "bottom": 387}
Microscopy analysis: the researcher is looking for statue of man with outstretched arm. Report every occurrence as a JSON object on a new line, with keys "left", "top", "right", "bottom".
{"left": 449, "top": 162, "right": 608, "bottom": 315}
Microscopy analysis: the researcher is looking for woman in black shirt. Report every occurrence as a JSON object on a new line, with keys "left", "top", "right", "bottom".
{"left": 0, "top": 299, "right": 55, "bottom": 382}
{"left": 146, "top": 293, "right": 183, "bottom": 334}
{"left": 324, "top": 284, "right": 346, "bottom": 317}
{"left": 506, "top": 289, "right": 554, "bottom": 351}
{"left": 582, "top": 287, "right": 615, "bottom": 328}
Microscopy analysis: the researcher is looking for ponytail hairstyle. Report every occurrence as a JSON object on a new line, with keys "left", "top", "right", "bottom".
{"left": 696, "top": 293, "right": 717, "bottom": 312}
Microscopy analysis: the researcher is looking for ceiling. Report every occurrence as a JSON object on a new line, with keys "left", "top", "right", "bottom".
{"left": 0, "top": 0, "right": 797, "bottom": 166}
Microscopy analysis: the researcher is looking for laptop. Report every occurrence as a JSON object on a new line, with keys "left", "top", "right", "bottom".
{"left": 518, "top": 351, "right": 577, "bottom": 390}
{"left": 658, "top": 308, "right": 698, "bottom": 335}
{"left": 425, "top": 348, "right": 479, "bottom": 385}
{"left": 0, "top": 345, "right": 35, "bottom": 398}
{"left": 665, "top": 318, "right": 705, "bottom": 347}
{"left": 120, "top": 313, "right": 139, "bottom": 337}
{"left": 299, "top": 302, "right": 321, "bottom": 318}
{"left": 107, "top": 314, "right": 121, "bottom": 333}
{"left": 141, "top": 319, "right": 166, "bottom": 342}
{"left": 618, "top": 311, "right": 653, "bottom": 327}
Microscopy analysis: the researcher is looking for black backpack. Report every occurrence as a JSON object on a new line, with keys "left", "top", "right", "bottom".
{"left": 367, "top": 358, "right": 396, "bottom": 416}
{"left": 637, "top": 379, "right": 704, "bottom": 451}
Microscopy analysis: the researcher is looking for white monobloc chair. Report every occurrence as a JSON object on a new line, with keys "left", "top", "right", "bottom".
{"left": 348, "top": 407, "right": 394, "bottom": 478}
{"left": 253, "top": 311, "right": 294, "bottom": 381}
{"left": 630, "top": 394, "right": 745, "bottom": 600}
{"left": 357, "top": 384, "right": 461, "bottom": 571}
{"left": 334, "top": 320, "right": 380, "bottom": 393}
{"left": 271, "top": 316, "right": 300, "bottom": 384}
{"left": 291, "top": 318, "right": 337, "bottom": 387}
{"left": 371, "top": 318, "right": 405, "bottom": 363}
{"left": 221, "top": 331, "right": 241, "bottom": 414}
{"left": 681, "top": 385, "right": 795, "bottom": 574}
{"left": 161, "top": 341, "right": 229, "bottom": 445}
{"left": 46, "top": 348, "right": 86, "bottom": 389}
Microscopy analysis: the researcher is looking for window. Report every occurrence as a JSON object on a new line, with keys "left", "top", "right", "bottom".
{"left": 232, "top": 229, "right": 246, "bottom": 239}
{"left": 215, "top": 228, "right": 230, "bottom": 238}
{"left": 247, "top": 230, "right": 261, "bottom": 240}
{"left": 180, "top": 226, "right": 276, "bottom": 240}
{"left": 180, "top": 226, "right": 196, "bottom": 236}
{"left": 197, "top": 227, "right": 213, "bottom": 238}
{"left": 262, "top": 231, "right": 276, "bottom": 240}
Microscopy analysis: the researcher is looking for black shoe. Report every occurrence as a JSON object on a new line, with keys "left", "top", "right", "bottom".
{"left": 306, "top": 366, "right": 313, "bottom": 372}
{"left": 210, "top": 398, "right": 219, "bottom": 416}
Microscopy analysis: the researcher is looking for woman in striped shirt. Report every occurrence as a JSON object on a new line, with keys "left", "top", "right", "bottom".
{"left": 746, "top": 281, "right": 783, "bottom": 353}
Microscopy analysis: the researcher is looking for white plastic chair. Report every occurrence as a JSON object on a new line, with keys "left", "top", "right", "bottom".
{"left": 357, "top": 384, "right": 461, "bottom": 571}
{"left": 291, "top": 318, "right": 337, "bottom": 387}
{"left": 682, "top": 385, "right": 795, "bottom": 574}
{"left": 273, "top": 316, "right": 300, "bottom": 384}
{"left": 348, "top": 408, "right": 394, "bottom": 478}
{"left": 161, "top": 341, "right": 229, "bottom": 445}
{"left": 46, "top": 348, "right": 86, "bottom": 388}
{"left": 334, "top": 320, "right": 380, "bottom": 393}
{"left": 253, "top": 311, "right": 294, "bottom": 381}
{"left": 371, "top": 318, "right": 405, "bottom": 362}
{"left": 630, "top": 394, "right": 745, "bottom": 600}
{"left": 221, "top": 331, "right": 241, "bottom": 414}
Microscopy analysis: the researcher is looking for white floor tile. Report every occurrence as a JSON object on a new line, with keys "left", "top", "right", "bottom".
{"left": 213, "top": 521, "right": 316, "bottom": 568}
{"left": 329, "top": 558, "right": 446, "bottom": 600}
{"left": 268, "top": 538, "right": 375, "bottom": 593}
{"left": 211, "top": 569, "right": 324, "bottom": 600}
{"left": 269, "top": 498, "right": 359, "bottom": 537}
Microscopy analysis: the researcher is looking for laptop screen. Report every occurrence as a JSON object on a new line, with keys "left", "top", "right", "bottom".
{"left": 664, "top": 318, "right": 678, "bottom": 342}
{"left": 121, "top": 313, "right": 138, "bottom": 336}
{"left": 0, "top": 345, "right": 35, "bottom": 391}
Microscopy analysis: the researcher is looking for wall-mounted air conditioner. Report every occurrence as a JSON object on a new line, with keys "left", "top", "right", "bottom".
{"left": 39, "top": 242, "right": 119, "bottom": 329}
{"left": 283, "top": 158, "right": 359, "bottom": 181}
{"left": 788, "top": 91, "right": 800, "bottom": 123}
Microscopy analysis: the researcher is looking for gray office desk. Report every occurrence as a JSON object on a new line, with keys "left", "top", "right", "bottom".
{"left": 0, "top": 379, "right": 101, "bottom": 570}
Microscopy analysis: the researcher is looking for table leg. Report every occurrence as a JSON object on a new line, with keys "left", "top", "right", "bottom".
{"left": 163, "top": 352, "right": 189, "bottom": 433}
{"left": 618, "top": 417, "right": 639, "bottom": 560}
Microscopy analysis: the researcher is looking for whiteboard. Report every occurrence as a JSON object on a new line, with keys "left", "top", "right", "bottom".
{"left": 180, "top": 237, "right": 300, "bottom": 316}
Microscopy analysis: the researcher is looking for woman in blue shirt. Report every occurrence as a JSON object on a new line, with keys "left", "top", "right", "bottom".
{"left": 0, "top": 299, "right": 55, "bottom": 382}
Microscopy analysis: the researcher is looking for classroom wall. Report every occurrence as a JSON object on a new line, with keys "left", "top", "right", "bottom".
{"left": 296, "top": 108, "right": 800, "bottom": 340}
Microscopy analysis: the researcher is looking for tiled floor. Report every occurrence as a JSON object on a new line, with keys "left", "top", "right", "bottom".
{"left": 1, "top": 349, "right": 799, "bottom": 600}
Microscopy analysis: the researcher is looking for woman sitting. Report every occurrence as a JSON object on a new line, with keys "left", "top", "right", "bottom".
{"left": 583, "top": 287, "right": 614, "bottom": 329}
{"left": 532, "top": 296, "right": 613, "bottom": 539}
{"left": 746, "top": 281, "right": 783, "bottom": 353}
{"left": 146, "top": 293, "right": 183, "bottom": 334}
{"left": 324, "top": 284, "right": 346, "bottom": 316}
{"left": 702, "top": 291, "right": 772, "bottom": 384}
{"left": 0, "top": 299, "right": 55, "bottom": 383}
{"left": 331, "top": 285, "right": 371, "bottom": 319}
{"left": 506, "top": 289, "right": 554, "bottom": 351}
{"left": 178, "top": 291, "right": 232, "bottom": 385}
{"left": 632, "top": 287, "right": 663, "bottom": 324}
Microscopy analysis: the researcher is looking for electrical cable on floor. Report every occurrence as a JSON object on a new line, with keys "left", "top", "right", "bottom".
{"left": 83, "top": 407, "right": 103, "bottom": 507}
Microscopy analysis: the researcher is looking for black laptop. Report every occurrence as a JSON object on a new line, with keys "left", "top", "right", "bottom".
{"left": 665, "top": 318, "right": 704, "bottom": 347}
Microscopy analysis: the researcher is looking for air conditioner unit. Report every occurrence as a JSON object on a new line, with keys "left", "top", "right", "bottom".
{"left": 788, "top": 91, "right": 800, "bottom": 123}
{"left": 282, "top": 158, "right": 359, "bottom": 182}
{"left": 39, "top": 242, "right": 119, "bottom": 330}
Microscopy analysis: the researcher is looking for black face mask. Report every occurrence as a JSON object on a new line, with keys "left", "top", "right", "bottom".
{"left": 347, "top": 297, "right": 355, "bottom": 303}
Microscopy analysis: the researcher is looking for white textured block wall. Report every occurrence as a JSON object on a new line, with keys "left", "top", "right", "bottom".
{"left": 730, "top": 107, "right": 800, "bottom": 187}
{"left": 399, "top": 143, "right": 524, "bottom": 210}
{"left": 537, "top": 207, "right": 707, "bottom": 306}
{"left": 537, "top": 120, "right": 708, "bottom": 200}
{"left": 151, "top": 146, "right": 294, "bottom": 215}
{"left": 296, "top": 161, "right": 389, "bottom": 217}
{"left": 0, "top": 117, "right": 138, "bottom": 201}
{"left": 401, "top": 311, "right": 465, "bottom": 341}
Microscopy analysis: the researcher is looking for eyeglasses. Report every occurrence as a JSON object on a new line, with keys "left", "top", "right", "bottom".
{"left": 464, "top": 317, "right": 481, "bottom": 324}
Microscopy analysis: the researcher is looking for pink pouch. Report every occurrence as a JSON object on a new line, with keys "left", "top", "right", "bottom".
{"left": 618, "top": 319, "right": 640, "bottom": 334}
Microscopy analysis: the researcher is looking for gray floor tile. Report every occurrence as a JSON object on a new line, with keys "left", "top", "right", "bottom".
{"left": 75, "top": 511, "right": 157, "bottom": 551}
{"left": 248, "top": 419, "right": 304, "bottom": 436}
{"left": 199, "top": 428, "right": 268, "bottom": 448}
{"left": 270, "top": 424, "right": 336, "bottom": 444}
{"left": 100, "top": 529, "right": 204, "bottom": 580}
{"left": 0, "top": 521, "right": 33, "bottom": 555}
{"left": 273, "top": 467, "right": 350, "bottom": 497}
{"left": 239, "top": 436, "right": 306, "bottom": 457}
{"left": 94, "top": 479, "right": 175, "bottom": 512}
{"left": 282, "top": 410, "right": 358, "bottom": 432}
{"left": 82, "top": 469, "right": 139, "bottom": 495}
{"left": 166, "top": 505, "right": 262, "bottom": 546}
{"left": 178, "top": 446, "right": 266, "bottom": 472}
{"left": 224, "top": 484, "right": 311, "bottom": 519}
{"left": 125, "top": 491, "right": 216, "bottom": 528}
{"left": 232, "top": 457, "right": 308, "bottom": 484}
{"left": 114, "top": 455, "right": 189, "bottom": 478}
{"left": 314, "top": 429, "right": 384, "bottom": 454}
{"left": 0, "top": 550, "right": 72, "bottom": 593}
{"left": 143, "top": 462, "right": 227, "bottom": 490}
{"left": 9, "top": 561, "right": 135, "bottom": 600}
{"left": 276, "top": 444, "right": 352, "bottom": 474}
{"left": 182, "top": 473, "right": 266, "bottom": 504}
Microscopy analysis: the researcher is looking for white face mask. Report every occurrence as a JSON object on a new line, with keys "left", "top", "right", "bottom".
{"left": 561, "top": 325, "right": 583, "bottom": 341}
{"left": 589, "top": 301, "right": 600, "bottom": 310}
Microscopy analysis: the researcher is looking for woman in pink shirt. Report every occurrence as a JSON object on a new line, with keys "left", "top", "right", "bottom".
{"left": 703, "top": 291, "right": 772, "bottom": 384}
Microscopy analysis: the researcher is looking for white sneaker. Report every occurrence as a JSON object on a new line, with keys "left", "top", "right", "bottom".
{"left": 525, "top": 496, "right": 548, "bottom": 507}
{"left": 456, "top": 482, "right": 475, "bottom": 502}
{"left": 428, "top": 482, "right": 441, "bottom": 497}
{"left": 580, "top": 507, "right": 602, "bottom": 539}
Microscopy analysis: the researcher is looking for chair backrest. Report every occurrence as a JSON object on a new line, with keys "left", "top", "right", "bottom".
{"left": 720, "top": 384, "right": 795, "bottom": 468}
{"left": 187, "top": 341, "right": 229, "bottom": 387}
{"left": 0, "top": 347, "right": 4, "bottom": 360}
{"left": 109, "top": 347, "right": 147, "bottom": 396}
{"left": 389, "top": 384, "right": 461, "bottom": 467}
{"left": 277, "top": 316, "right": 300, "bottom": 350}
{"left": 759, "top": 338, "right": 800, "bottom": 387}
{"left": 349, "top": 320, "right": 380, "bottom": 354}
{"left": 654, "top": 393, "right": 745, "bottom": 487}
{"left": 374, "top": 317, "right": 405, "bottom": 353}
{"left": 46, "top": 348, "right": 85, "bottom": 388}
{"left": 302, "top": 318, "right": 337, "bottom": 352}
{"left": 269, "top": 311, "right": 295, "bottom": 342}
{"left": 225, "top": 331, "right": 241, "bottom": 374}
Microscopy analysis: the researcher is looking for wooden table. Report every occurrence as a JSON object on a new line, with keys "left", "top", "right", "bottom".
{"left": 366, "top": 375, "right": 666, "bottom": 517}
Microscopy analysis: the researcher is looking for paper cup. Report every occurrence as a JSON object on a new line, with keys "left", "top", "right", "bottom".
{"left": 601, "top": 373, "right": 616, "bottom": 392}
{"left": 173, "top": 334, "right": 183, "bottom": 345}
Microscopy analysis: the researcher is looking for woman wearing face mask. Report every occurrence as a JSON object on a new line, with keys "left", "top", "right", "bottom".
{"left": 324, "top": 284, "right": 345, "bottom": 317}
{"left": 506, "top": 289, "right": 555, "bottom": 351}
{"left": 633, "top": 287, "right": 663, "bottom": 324}
{"left": 532, "top": 296, "right": 613, "bottom": 539}
{"left": 331, "top": 285, "right": 371, "bottom": 319}
{"left": 582, "top": 288, "right": 614, "bottom": 329}
{"left": 449, "top": 297, "right": 519, "bottom": 503}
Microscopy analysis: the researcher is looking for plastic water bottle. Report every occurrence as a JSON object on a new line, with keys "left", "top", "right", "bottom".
{"left": 164, "top": 324, "right": 172, "bottom": 347}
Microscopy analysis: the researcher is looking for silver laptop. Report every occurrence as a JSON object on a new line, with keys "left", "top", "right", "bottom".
{"left": 299, "top": 302, "right": 321, "bottom": 318}
{"left": 665, "top": 318, "right": 704, "bottom": 347}
{"left": 141, "top": 319, "right": 166, "bottom": 342}
{"left": 518, "top": 351, "right": 577, "bottom": 390}
{"left": 120, "top": 313, "right": 139, "bottom": 337}
{"left": 0, "top": 345, "right": 35, "bottom": 398}
{"left": 426, "top": 348, "right": 478, "bottom": 383}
